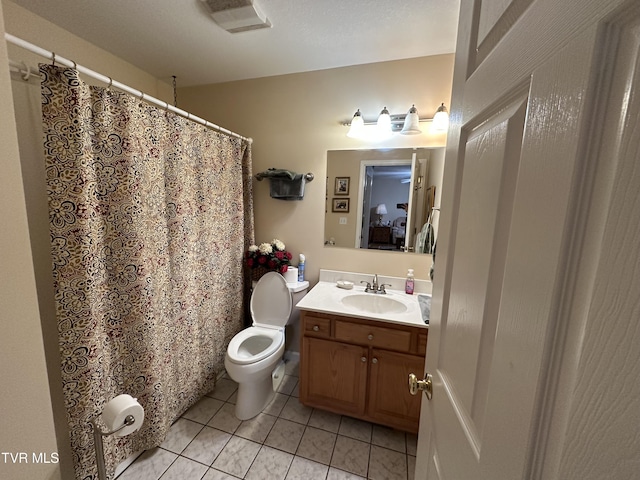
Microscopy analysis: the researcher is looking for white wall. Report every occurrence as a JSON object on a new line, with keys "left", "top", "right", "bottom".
{"left": 0, "top": 2, "right": 61, "bottom": 479}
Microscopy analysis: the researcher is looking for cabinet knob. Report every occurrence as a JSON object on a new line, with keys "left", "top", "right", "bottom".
{"left": 367, "top": 334, "right": 374, "bottom": 340}
{"left": 372, "top": 358, "right": 378, "bottom": 364}
{"left": 361, "top": 356, "right": 367, "bottom": 363}
{"left": 313, "top": 325, "right": 319, "bottom": 332}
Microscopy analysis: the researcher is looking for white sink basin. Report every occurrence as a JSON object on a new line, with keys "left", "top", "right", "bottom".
{"left": 341, "top": 294, "right": 408, "bottom": 314}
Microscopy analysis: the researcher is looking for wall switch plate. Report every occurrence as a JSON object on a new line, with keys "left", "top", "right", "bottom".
{"left": 339, "top": 217, "right": 347, "bottom": 224}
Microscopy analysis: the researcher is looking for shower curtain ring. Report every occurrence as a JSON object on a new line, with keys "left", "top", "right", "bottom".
{"left": 72, "top": 60, "right": 77, "bottom": 69}
{"left": 139, "top": 91, "right": 145, "bottom": 101}
{"left": 164, "top": 101, "right": 170, "bottom": 112}
{"left": 51, "top": 52, "right": 56, "bottom": 66}
{"left": 107, "top": 77, "right": 113, "bottom": 90}
{"left": 20, "top": 61, "right": 30, "bottom": 81}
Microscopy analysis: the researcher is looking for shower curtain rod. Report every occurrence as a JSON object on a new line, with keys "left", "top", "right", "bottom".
{"left": 5, "top": 33, "right": 252, "bottom": 144}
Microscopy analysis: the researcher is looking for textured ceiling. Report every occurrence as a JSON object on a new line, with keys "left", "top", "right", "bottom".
{"left": 11, "top": 0, "right": 460, "bottom": 87}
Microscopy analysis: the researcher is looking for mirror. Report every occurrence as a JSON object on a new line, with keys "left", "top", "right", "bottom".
{"left": 325, "top": 147, "right": 444, "bottom": 254}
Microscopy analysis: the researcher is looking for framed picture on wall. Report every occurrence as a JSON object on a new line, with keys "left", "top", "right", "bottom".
{"left": 334, "top": 177, "right": 350, "bottom": 195}
{"left": 332, "top": 198, "right": 350, "bottom": 213}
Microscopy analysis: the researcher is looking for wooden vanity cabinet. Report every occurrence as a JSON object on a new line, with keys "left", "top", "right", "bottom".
{"left": 299, "top": 310, "right": 427, "bottom": 434}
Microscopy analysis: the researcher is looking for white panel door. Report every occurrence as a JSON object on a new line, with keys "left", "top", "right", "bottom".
{"left": 415, "top": 0, "right": 640, "bottom": 479}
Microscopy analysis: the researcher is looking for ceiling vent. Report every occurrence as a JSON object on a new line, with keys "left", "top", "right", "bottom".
{"left": 201, "top": 0, "right": 272, "bottom": 33}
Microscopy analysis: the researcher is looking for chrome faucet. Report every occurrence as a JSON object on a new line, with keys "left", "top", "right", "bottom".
{"left": 360, "top": 280, "right": 372, "bottom": 292}
{"left": 360, "top": 274, "right": 390, "bottom": 294}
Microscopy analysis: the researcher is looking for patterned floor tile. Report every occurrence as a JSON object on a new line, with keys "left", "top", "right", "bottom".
{"left": 117, "top": 447, "right": 177, "bottom": 480}
{"left": 160, "top": 418, "right": 204, "bottom": 454}
{"left": 211, "top": 436, "right": 261, "bottom": 478}
{"left": 371, "top": 424, "right": 407, "bottom": 453}
{"left": 296, "top": 426, "right": 337, "bottom": 465}
{"left": 368, "top": 445, "right": 407, "bottom": 480}
{"left": 206, "top": 378, "right": 238, "bottom": 402}
{"left": 308, "top": 408, "right": 342, "bottom": 433}
{"left": 285, "top": 456, "right": 329, "bottom": 480}
{"left": 182, "top": 396, "right": 225, "bottom": 425}
{"left": 245, "top": 445, "right": 293, "bottom": 480}
{"left": 120, "top": 363, "right": 422, "bottom": 480}
{"left": 181, "top": 426, "right": 231, "bottom": 466}
{"left": 235, "top": 412, "right": 277, "bottom": 443}
{"left": 159, "top": 456, "right": 208, "bottom": 480}
{"left": 326, "top": 466, "right": 367, "bottom": 480}
{"left": 338, "top": 416, "right": 373, "bottom": 443}
{"left": 207, "top": 402, "right": 241, "bottom": 434}
{"left": 279, "top": 396, "right": 313, "bottom": 425}
{"left": 330, "top": 435, "right": 370, "bottom": 477}
{"left": 264, "top": 418, "right": 306, "bottom": 454}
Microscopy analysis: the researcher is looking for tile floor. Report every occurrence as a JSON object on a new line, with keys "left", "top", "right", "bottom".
{"left": 116, "top": 358, "right": 417, "bottom": 480}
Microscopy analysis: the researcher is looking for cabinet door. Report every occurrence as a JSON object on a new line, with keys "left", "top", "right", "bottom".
{"left": 368, "top": 349, "right": 424, "bottom": 432}
{"left": 301, "top": 337, "right": 368, "bottom": 416}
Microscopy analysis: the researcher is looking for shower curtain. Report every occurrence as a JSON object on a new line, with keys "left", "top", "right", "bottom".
{"left": 40, "top": 64, "right": 254, "bottom": 479}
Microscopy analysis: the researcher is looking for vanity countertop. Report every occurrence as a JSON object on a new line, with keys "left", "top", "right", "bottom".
{"left": 296, "top": 281, "right": 429, "bottom": 329}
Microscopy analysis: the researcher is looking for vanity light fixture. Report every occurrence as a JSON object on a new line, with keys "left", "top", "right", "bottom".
{"left": 342, "top": 103, "right": 450, "bottom": 139}
{"left": 346, "top": 109, "right": 365, "bottom": 138}
{"left": 377, "top": 107, "right": 392, "bottom": 137}
{"left": 400, "top": 105, "right": 421, "bottom": 135}
{"left": 432, "top": 103, "right": 449, "bottom": 132}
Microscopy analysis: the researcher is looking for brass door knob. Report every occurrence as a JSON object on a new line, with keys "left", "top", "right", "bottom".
{"left": 408, "top": 373, "right": 433, "bottom": 400}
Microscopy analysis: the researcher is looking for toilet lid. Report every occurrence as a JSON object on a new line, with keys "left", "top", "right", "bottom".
{"left": 250, "top": 272, "right": 293, "bottom": 328}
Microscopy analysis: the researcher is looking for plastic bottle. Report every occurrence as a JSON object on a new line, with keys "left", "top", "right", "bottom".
{"left": 298, "top": 254, "right": 306, "bottom": 282}
{"left": 405, "top": 268, "right": 415, "bottom": 295}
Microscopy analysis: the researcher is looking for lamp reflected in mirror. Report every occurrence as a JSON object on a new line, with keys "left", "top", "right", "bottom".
{"left": 375, "top": 203, "right": 388, "bottom": 225}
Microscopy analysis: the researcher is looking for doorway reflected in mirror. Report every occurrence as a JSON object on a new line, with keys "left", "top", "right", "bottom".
{"left": 325, "top": 148, "right": 444, "bottom": 254}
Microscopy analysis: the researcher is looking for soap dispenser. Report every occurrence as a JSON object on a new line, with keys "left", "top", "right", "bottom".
{"left": 405, "top": 269, "right": 415, "bottom": 295}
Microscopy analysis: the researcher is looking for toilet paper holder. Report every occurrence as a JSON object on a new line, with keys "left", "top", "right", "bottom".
{"left": 91, "top": 415, "right": 138, "bottom": 480}
{"left": 90, "top": 398, "right": 143, "bottom": 480}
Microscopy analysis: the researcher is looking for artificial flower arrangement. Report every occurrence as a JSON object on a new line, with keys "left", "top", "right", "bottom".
{"left": 245, "top": 238, "right": 292, "bottom": 274}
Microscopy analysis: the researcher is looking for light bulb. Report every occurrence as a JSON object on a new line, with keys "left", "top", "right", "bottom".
{"left": 347, "top": 109, "right": 365, "bottom": 138}
{"left": 432, "top": 103, "right": 449, "bottom": 132}
{"left": 401, "top": 105, "right": 421, "bottom": 135}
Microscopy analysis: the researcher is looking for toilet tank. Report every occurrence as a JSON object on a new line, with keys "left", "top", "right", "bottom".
{"left": 285, "top": 280, "right": 309, "bottom": 352}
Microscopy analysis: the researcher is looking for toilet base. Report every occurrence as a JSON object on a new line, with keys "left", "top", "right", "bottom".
{"left": 272, "top": 360, "right": 286, "bottom": 392}
{"left": 234, "top": 373, "right": 276, "bottom": 420}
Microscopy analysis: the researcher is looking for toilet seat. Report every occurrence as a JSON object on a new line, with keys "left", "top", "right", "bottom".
{"left": 250, "top": 272, "right": 292, "bottom": 328}
{"left": 226, "top": 325, "right": 283, "bottom": 365}
{"left": 226, "top": 272, "right": 292, "bottom": 366}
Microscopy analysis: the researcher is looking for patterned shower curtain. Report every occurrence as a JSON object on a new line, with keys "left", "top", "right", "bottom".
{"left": 40, "top": 64, "right": 254, "bottom": 479}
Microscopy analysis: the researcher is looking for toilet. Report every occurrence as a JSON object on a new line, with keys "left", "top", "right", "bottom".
{"left": 225, "top": 271, "right": 309, "bottom": 420}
